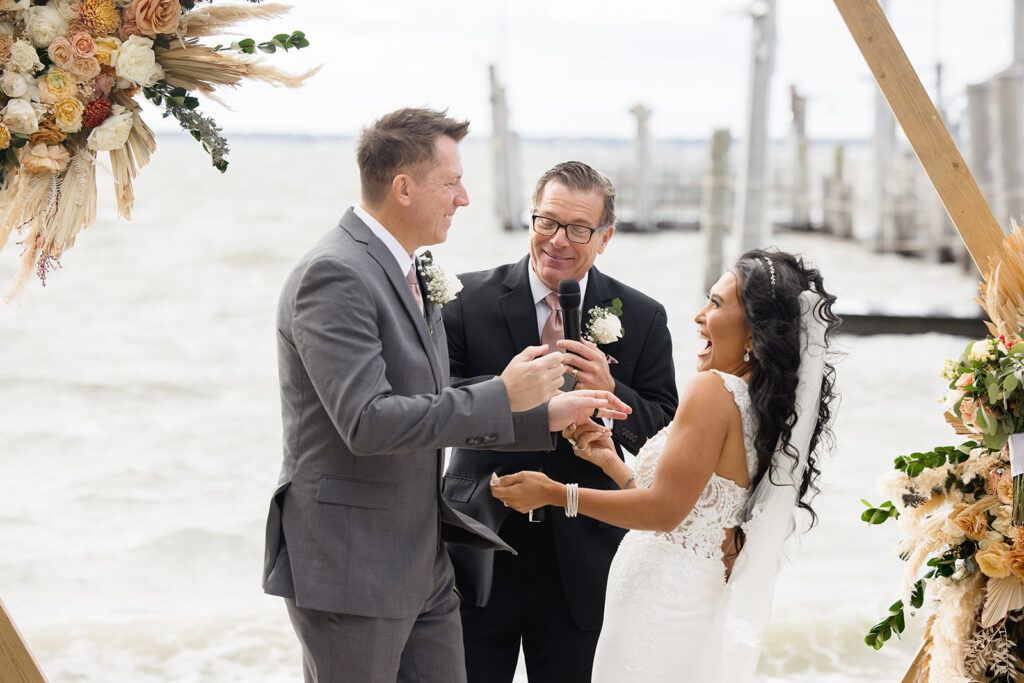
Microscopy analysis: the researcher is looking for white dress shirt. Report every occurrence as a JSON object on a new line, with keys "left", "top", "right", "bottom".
{"left": 354, "top": 205, "right": 414, "bottom": 275}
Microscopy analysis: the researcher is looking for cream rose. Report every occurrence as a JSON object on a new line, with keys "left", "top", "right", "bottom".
{"left": 969, "top": 340, "right": 997, "bottom": 363}
{"left": 94, "top": 35, "right": 121, "bottom": 66}
{"left": 86, "top": 108, "right": 133, "bottom": 151}
{"left": 993, "top": 505, "right": 1014, "bottom": 537}
{"left": 1, "top": 70, "right": 29, "bottom": 99}
{"left": 53, "top": 97, "right": 83, "bottom": 133}
{"left": 20, "top": 143, "right": 70, "bottom": 173}
{"left": 47, "top": 36, "right": 75, "bottom": 69}
{"left": 25, "top": 5, "right": 69, "bottom": 49}
{"left": 110, "top": 34, "right": 163, "bottom": 86}
{"left": 977, "top": 542, "right": 1013, "bottom": 579}
{"left": 590, "top": 314, "right": 622, "bottom": 344}
{"left": 55, "top": 0, "right": 79, "bottom": 22}
{"left": 10, "top": 39, "right": 44, "bottom": 73}
{"left": 130, "top": 0, "right": 180, "bottom": 37}
{"left": 37, "top": 68, "right": 77, "bottom": 103}
{"left": 2, "top": 98, "right": 39, "bottom": 134}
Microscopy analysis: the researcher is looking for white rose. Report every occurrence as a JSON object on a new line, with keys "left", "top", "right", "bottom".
{"left": 25, "top": 5, "right": 68, "bottom": 49}
{"left": 3, "top": 98, "right": 39, "bottom": 134}
{"left": 968, "top": 340, "right": 995, "bottom": 362}
{"left": 54, "top": 0, "right": 79, "bottom": 22}
{"left": 86, "top": 109, "right": 134, "bottom": 151}
{"left": 0, "top": 70, "right": 29, "bottom": 99}
{"left": 110, "top": 35, "right": 164, "bottom": 87}
{"left": 591, "top": 313, "right": 622, "bottom": 344}
{"left": 9, "top": 39, "right": 44, "bottom": 73}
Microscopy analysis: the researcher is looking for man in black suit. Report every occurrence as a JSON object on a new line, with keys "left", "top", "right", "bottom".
{"left": 442, "top": 161, "right": 678, "bottom": 682}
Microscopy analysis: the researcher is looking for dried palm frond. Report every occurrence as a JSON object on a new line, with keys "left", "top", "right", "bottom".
{"left": 157, "top": 38, "right": 319, "bottom": 95}
{"left": 41, "top": 147, "right": 96, "bottom": 258}
{"left": 978, "top": 227, "right": 1024, "bottom": 340}
{"left": 179, "top": 2, "right": 293, "bottom": 38}
{"left": 3, "top": 172, "right": 60, "bottom": 302}
{"left": 902, "top": 614, "right": 934, "bottom": 683}
{"left": 981, "top": 576, "right": 1024, "bottom": 628}
{"left": 106, "top": 93, "right": 158, "bottom": 219}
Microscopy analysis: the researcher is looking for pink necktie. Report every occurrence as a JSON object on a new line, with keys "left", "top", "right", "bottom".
{"left": 541, "top": 292, "right": 562, "bottom": 352}
{"left": 407, "top": 264, "right": 424, "bottom": 317}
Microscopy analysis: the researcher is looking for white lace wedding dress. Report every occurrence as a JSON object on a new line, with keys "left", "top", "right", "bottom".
{"left": 591, "top": 370, "right": 758, "bottom": 682}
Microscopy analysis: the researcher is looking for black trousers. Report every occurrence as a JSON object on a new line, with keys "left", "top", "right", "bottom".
{"left": 459, "top": 511, "right": 600, "bottom": 683}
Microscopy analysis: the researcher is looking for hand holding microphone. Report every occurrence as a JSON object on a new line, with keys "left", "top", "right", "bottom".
{"left": 557, "top": 279, "right": 582, "bottom": 391}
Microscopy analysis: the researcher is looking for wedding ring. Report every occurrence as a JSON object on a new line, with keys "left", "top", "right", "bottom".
{"left": 503, "top": 502, "right": 509, "bottom": 507}
{"left": 571, "top": 367, "right": 578, "bottom": 378}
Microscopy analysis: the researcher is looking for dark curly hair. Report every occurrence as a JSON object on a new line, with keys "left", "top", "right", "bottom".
{"left": 732, "top": 248, "right": 841, "bottom": 534}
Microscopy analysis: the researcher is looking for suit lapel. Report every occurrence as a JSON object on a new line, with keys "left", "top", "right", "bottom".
{"left": 582, "top": 265, "right": 613, "bottom": 326}
{"left": 500, "top": 256, "right": 542, "bottom": 351}
{"left": 341, "top": 210, "right": 444, "bottom": 391}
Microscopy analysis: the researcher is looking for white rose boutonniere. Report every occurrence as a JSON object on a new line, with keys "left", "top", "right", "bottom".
{"left": 417, "top": 250, "right": 462, "bottom": 332}
{"left": 584, "top": 298, "right": 624, "bottom": 345}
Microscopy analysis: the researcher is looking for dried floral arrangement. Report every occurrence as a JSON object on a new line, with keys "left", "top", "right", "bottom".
{"left": 0, "top": 0, "right": 316, "bottom": 299}
{"left": 862, "top": 228, "right": 1024, "bottom": 681}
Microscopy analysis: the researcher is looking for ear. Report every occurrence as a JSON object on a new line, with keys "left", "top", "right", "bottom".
{"left": 392, "top": 173, "right": 413, "bottom": 207}
{"left": 596, "top": 226, "right": 615, "bottom": 254}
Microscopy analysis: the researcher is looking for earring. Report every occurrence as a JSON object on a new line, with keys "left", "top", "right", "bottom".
{"left": 743, "top": 349, "right": 751, "bottom": 362}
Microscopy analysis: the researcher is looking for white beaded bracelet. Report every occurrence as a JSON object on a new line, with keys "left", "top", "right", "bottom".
{"left": 565, "top": 483, "right": 579, "bottom": 518}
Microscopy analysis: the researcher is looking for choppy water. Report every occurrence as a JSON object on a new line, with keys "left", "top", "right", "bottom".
{"left": 0, "top": 136, "right": 984, "bottom": 681}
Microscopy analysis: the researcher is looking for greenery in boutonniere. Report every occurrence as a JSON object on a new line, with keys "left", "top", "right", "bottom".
{"left": 583, "top": 299, "right": 624, "bottom": 345}
{"left": 417, "top": 250, "right": 462, "bottom": 332}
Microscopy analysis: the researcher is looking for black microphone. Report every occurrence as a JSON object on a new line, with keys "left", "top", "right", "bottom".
{"left": 557, "top": 279, "right": 582, "bottom": 343}
{"left": 557, "top": 279, "right": 582, "bottom": 391}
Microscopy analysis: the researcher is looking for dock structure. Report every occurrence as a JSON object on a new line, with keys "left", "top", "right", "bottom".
{"left": 788, "top": 85, "right": 811, "bottom": 230}
{"left": 735, "top": 0, "right": 777, "bottom": 257}
{"left": 702, "top": 130, "right": 731, "bottom": 294}
{"left": 489, "top": 65, "right": 523, "bottom": 232}
{"left": 630, "top": 104, "right": 654, "bottom": 233}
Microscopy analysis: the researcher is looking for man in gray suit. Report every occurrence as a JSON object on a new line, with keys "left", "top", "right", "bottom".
{"left": 263, "top": 108, "right": 629, "bottom": 683}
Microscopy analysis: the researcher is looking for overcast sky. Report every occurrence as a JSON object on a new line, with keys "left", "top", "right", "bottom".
{"left": 171, "top": 0, "right": 1015, "bottom": 141}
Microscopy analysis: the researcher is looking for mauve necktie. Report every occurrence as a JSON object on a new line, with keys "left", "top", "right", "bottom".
{"left": 540, "top": 292, "right": 562, "bottom": 351}
{"left": 406, "top": 263, "right": 424, "bottom": 317}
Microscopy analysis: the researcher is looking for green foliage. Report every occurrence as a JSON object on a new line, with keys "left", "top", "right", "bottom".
{"left": 608, "top": 298, "right": 623, "bottom": 316}
{"left": 864, "top": 580, "right": 925, "bottom": 650}
{"left": 893, "top": 442, "right": 975, "bottom": 478}
{"left": 142, "top": 80, "right": 229, "bottom": 172}
{"left": 215, "top": 31, "right": 310, "bottom": 54}
{"left": 860, "top": 499, "right": 899, "bottom": 525}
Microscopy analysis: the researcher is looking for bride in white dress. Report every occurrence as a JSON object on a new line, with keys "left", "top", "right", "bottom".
{"left": 490, "top": 249, "right": 839, "bottom": 681}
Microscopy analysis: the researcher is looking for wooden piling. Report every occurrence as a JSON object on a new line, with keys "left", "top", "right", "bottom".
{"left": 0, "top": 599, "right": 46, "bottom": 683}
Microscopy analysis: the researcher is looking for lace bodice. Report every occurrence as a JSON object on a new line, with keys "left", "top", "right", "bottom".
{"left": 632, "top": 370, "right": 758, "bottom": 560}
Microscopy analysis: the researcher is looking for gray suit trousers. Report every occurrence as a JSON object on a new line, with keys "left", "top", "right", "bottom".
{"left": 285, "top": 548, "right": 466, "bottom": 683}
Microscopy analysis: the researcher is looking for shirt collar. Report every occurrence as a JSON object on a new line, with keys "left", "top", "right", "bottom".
{"left": 527, "top": 257, "right": 589, "bottom": 309}
{"left": 354, "top": 205, "right": 414, "bottom": 274}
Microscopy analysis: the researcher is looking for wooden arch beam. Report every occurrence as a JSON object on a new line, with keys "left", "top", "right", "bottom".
{"left": 834, "top": 0, "right": 1006, "bottom": 275}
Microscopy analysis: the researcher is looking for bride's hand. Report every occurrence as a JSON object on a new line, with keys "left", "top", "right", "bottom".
{"left": 562, "top": 421, "right": 617, "bottom": 470}
{"left": 490, "top": 471, "right": 559, "bottom": 513}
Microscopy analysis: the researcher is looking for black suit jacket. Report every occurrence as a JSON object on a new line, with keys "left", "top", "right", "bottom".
{"left": 441, "top": 256, "right": 678, "bottom": 630}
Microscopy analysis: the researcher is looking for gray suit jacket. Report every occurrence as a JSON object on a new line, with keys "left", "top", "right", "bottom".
{"left": 263, "top": 208, "right": 554, "bottom": 619}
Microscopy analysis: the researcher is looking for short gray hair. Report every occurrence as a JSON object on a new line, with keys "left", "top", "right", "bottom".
{"left": 532, "top": 161, "right": 616, "bottom": 228}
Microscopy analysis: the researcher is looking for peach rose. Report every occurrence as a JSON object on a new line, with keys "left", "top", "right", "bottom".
{"left": 997, "top": 470, "right": 1014, "bottom": 505}
{"left": 93, "top": 35, "right": 121, "bottom": 66}
{"left": 130, "top": 0, "right": 180, "bottom": 38}
{"left": 37, "top": 69, "right": 77, "bottom": 104}
{"left": 956, "top": 372, "right": 975, "bottom": 389}
{"left": 20, "top": 143, "right": 70, "bottom": 173}
{"left": 47, "top": 37, "right": 75, "bottom": 69}
{"left": 1007, "top": 547, "right": 1024, "bottom": 579}
{"left": 70, "top": 32, "right": 97, "bottom": 59}
{"left": 53, "top": 97, "right": 83, "bottom": 133}
{"left": 960, "top": 396, "right": 979, "bottom": 427}
{"left": 69, "top": 56, "right": 101, "bottom": 81}
{"left": 953, "top": 506, "right": 988, "bottom": 541}
{"left": 0, "top": 122, "right": 10, "bottom": 150}
{"left": 977, "top": 542, "right": 1013, "bottom": 579}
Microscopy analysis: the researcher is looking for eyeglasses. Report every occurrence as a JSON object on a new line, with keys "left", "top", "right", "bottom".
{"left": 531, "top": 215, "right": 601, "bottom": 244}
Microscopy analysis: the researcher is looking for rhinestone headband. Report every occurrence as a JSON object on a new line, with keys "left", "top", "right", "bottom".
{"left": 761, "top": 257, "right": 776, "bottom": 297}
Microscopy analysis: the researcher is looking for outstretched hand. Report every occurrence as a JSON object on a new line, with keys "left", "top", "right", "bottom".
{"left": 500, "top": 345, "right": 564, "bottom": 412}
{"left": 490, "top": 471, "right": 558, "bottom": 513}
{"left": 562, "top": 421, "right": 617, "bottom": 469}
{"left": 547, "top": 390, "right": 630, "bottom": 432}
